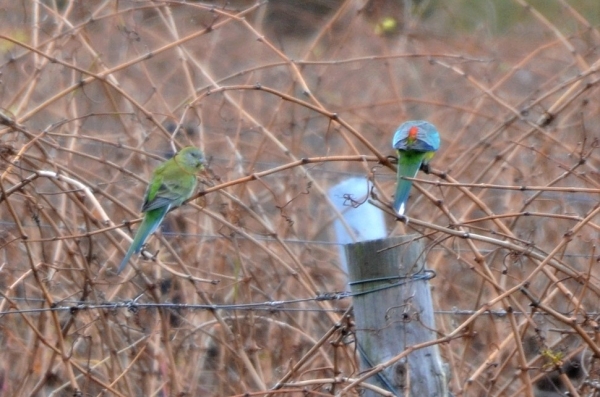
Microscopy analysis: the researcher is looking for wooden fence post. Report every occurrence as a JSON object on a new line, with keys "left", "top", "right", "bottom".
{"left": 345, "top": 235, "right": 448, "bottom": 396}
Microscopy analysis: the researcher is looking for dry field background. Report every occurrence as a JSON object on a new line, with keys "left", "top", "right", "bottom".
{"left": 0, "top": 1, "right": 599, "bottom": 396}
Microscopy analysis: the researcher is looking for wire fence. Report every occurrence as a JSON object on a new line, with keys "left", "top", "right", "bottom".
{"left": 1, "top": 1, "right": 600, "bottom": 396}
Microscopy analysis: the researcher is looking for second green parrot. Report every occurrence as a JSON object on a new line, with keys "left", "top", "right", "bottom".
{"left": 118, "top": 146, "right": 205, "bottom": 274}
{"left": 392, "top": 120, "right": 440, "bottom": 216}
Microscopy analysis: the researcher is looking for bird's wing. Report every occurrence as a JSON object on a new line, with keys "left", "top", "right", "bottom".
{"left": 142, "top": 177, "right": 192, "bottom": 212}
{"left": 394, "top": 138, "right": 437, "bottom": 152}
{"left": 416, "top": 130, "right": 441, "bottom": 151}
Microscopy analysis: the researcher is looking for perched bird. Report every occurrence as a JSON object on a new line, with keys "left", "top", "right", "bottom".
{"left": 118, "top": 146, "right": 205, "bottom": 274}
{"left": 392, "top": 120, "right": 440, "bottom": 216}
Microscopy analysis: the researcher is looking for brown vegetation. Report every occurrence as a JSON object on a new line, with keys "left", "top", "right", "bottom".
{"left": 0, "top": 1, "right": 599, "bottom": 396}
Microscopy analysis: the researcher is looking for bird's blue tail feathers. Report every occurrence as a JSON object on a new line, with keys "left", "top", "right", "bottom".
{"left": 117, "top": 206, "right": 169, "bottom": 274}
{"left": 393, "top": 157, "right": 423, "bottom": 215}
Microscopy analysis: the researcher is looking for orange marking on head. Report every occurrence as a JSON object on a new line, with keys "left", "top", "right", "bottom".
{"left": 408, "top": 126, "right": 419, "bottom": 141}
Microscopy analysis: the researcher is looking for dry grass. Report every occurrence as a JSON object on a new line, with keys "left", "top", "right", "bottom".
{"left": 0, "top": 1, "right": 599, "bottom": 396}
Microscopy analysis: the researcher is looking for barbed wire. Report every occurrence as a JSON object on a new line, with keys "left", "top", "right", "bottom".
{"left": 0, "top": 271, "right": 435, "bottom": 316}
{"left": 0, "top": 300, "right": 574, "bottom": 317}
{"left": 0, "top": 272, "right": 588, "bottom": 319}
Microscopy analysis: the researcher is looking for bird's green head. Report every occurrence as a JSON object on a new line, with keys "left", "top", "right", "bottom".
{"left": 176, "top": 146, "right": 205, "bottom": 172}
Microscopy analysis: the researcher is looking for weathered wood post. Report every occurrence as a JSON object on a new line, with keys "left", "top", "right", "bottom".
{"left": 346, "top": 235, "right": 447, "bottom": 396}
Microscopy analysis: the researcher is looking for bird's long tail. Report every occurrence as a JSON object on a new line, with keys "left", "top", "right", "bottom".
{"left": 393, "top": 153, "right": 424, "bottom": 216}
{"left": 117, "top": 206, "right": 169, "bottom": 274}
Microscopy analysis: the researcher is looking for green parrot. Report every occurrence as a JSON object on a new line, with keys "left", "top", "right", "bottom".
{"left": 392, "top": 120, "right": 440, "bottom": 216}
{"left": 117, "top": 146, "right": 205, "bottom": 274}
